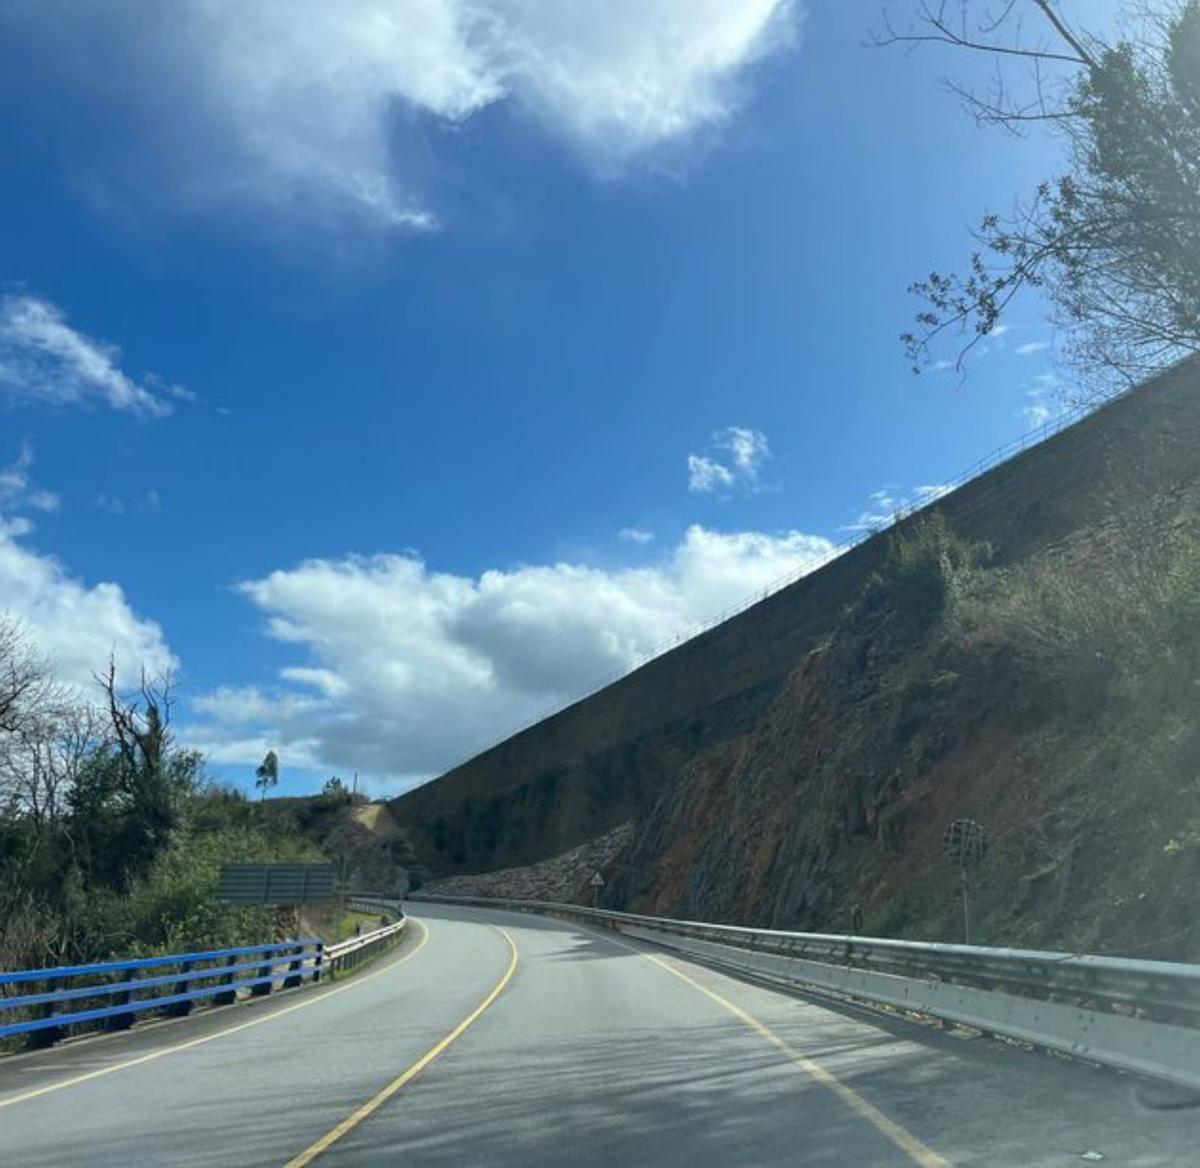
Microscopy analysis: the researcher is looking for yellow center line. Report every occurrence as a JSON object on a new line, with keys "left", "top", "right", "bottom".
{"left": 599, "top": 927, "right": 949, "bottom": 1168}
{"left": 0, "top": 918, "right": 431, "bottom": 1111}
{"left": 283, "top": 926, "right": 519, "bottom": 1168}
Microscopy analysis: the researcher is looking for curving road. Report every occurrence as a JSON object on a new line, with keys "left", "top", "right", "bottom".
{"left": 1, "top": 903, "right": 1196, "bottom": 1166}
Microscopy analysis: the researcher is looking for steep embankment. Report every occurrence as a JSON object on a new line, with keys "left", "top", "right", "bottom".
{"left": 613, "top": 501, "right": 1200, "bottom": 959}
{"left": 392, "top": 360, "right": 1200, "bottom": 959}
{"left": 268, "top": 794, "right": 416, "bottom": 894}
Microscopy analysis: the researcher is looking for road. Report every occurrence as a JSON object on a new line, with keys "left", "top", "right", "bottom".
{"left": 1, "top": 902, "right": 1196, "bottom": 1166}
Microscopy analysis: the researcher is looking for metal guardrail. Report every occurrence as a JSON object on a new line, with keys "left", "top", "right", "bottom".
{"left": 322, "top": 898, "right": 407, "bottom": 974}
{"left": 0, "top": 940, "right": 323, "bottom": 1046}
{"left": 0, "top": 898, "right": 412, "bottom": 1051}
{"left": 413, "top": 894, "right": 1200, "bottom": 1091}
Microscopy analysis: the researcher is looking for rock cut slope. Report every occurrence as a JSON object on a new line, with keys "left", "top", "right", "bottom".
{"left": 392, "top": 359, "right": 1200, "bottom": 958}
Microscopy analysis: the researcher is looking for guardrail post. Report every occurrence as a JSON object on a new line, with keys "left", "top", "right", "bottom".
{"left": 24, "top": 976, "right": 62, "bottom": 1050}
{"left": 104, "top": 967, "right": 136, "bottom": 1032}
{"left": 213, "top": 953, "right": 239, "bottom": 1006}
{"left": 251, "top": 951, "right": 274, "bottom": 996}
{"left": 165, "top": 960, "right": 195, "bottom": 1017}
{"left": 282, "top": 944, "right": 305, "bottom": 989}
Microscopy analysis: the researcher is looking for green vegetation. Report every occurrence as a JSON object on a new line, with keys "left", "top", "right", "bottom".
{"left": 301, "top": 905, "right": 382, "bottom": 944}
{"left": 254, "top": 749, "right": 280, "bottom": 800}
{"left": 887, "top": 1, "right": 1200, "bottom": 389}
{"left": 826, "top": 497, "right": 1200, "bottom": 955}
{"left": 0, "top": 633, "right": 327, "bottom": 970}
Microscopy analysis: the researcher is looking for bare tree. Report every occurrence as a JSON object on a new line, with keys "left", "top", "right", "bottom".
{"left": 875, "top": 1, "right": 1200, "bottom": 394}
{"left": 0, "top": 616, "right": 53, "bottom": 735}
{"left": 0, "top": 701, "right": 104, "bottom": 826}
{"left": 98, "top": 659, "right": 174, "bottom": 782}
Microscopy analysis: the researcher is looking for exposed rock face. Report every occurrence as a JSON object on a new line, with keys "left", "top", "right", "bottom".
{"left": 424, "top": 822, "right": 634, "bottom": 903}
{"left": 391, "top": 361, "right": 1200, "bottom": 957}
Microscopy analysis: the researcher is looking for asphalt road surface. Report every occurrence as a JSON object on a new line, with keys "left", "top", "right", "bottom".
{"left": 1, "top": 902, "right": 1197, "bottom": 1166}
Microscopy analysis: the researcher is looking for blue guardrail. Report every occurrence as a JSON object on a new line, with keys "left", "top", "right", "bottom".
{"left": 0, "top": 939, "right": 323, "bottom": 1045}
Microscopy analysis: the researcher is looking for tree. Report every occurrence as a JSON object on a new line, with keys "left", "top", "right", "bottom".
{"left": 0, "top": 701, "right": 102, "bottom": 827}
{"left": 0, "top": 617, "right": 53, "bottom": 736}
{"left": 877, "top": 1, "right": 1200, "bottom": 393}
{"left": 70, "top": 663, "right": 197, "bottom": 889}
{"left": 322, "top": 776, "right": 349, "bottom": 800}
{"left": 255, "top": 750, "right": 279, "bottom": 801}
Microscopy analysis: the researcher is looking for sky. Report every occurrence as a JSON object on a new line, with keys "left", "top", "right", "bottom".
{"left": 0, "top": 1, "right": 1119, "bottom": 796}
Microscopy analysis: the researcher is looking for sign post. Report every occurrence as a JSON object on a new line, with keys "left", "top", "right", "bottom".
{"left": 941, "top": 819, "right": 989, "bottom": 944}
{"left": 589, "top": 870, "right": 605, "bottom": 908}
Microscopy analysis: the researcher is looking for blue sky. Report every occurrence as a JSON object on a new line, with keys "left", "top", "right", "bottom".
{"left": 0, "top": 1, "right": 1114, "bottom": 795}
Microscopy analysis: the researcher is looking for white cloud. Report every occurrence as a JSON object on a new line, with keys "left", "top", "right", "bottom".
{"left": 723, "top": 426, "right": 770, "bottom": 473}
{"left": 845, "top": 483, "right": 953, "bottom": 532}
{"left": 1016, "top": 341, "right": 1050, "bottom": 356}
{"left": 185, "top": 523, "right": 835, "bottom": 786}
{"left": 1022, "top": 401, "right": 1054, "bottom": 428}
{"left": 687, "top": 425, "right": 772, "bottom": 495}
{"left": 185, "top": 728, "right": 323, "bottom": 771}
{"left": 1020, "top": 371, "right": 1065, "bottom": 431}
{"left": 687, "top": 454, "right": 736, "bottom": 494}
{"left": 0, "top": 442, "right": 60, "bottom": 514}
{"left": 0, "top": 295, "right": 180, "bottom": 417}
{"left": 191, "top": 685, "right": 327, "bottom": 726}
{"left": 95, "top": 494, "right": 127, "bottom": 516}
{"left": 0, "top": 517, "right": 176, "bottom": 689}
{"left": 4, "top": 1, "right": 799, "bottom": 231}
{"left": 0, "top": 446, "right": 171, "bottom": 689}
{"left": 95, "top": 488, "right": 165, "bottom": 516}
{"left": 618, "top": 527, "right": 655, "bottom": 545}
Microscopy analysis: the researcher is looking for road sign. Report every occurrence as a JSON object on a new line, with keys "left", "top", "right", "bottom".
{"left": 589, "top": 872, "right": 605, "bottom": 887}
{"left": 942, "top": 819, "right": 989, "bottom": 869}
{"left": 218, "top": 862, "right": 336, "bottom": 906}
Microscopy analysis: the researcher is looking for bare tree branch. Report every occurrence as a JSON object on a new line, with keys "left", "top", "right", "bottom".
{"left": 870, "top": 1, "right": 1093, "bottom": 65}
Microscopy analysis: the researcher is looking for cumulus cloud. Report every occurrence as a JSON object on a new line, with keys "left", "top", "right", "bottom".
{"left": 2, "top": 1, "right": 798, "bottom": 231}
{"left": 687, "top": 426, "right": 772, "bottom": 495}
{"left": 0, "top": 518, "right": 176, "bottom": 689}
{"left": 844, "top": 483, "right": 953, "bottom": 532}
{"left": 185, "top": 523, "right": 834, "bottom": 788}
{"left": 724, "top": 426, "right": 770, "bottom": 472}
{"left": 687, "top": 454, "right": 736, "bottom": 494}
{"left": 0, "top": 295, "right": 180, "bottom": 417}
{"left": 0, "top": 442, "right": 60, "bottom": 514}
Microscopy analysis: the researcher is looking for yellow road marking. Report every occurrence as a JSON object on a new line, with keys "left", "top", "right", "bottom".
{"left": 284, "top": 926, "right": 519, "bottom": 1168}
{"left": 0, "top": 918, "right": 431, "bottom": 1111}
{"left": 603, "top": 929, "right": 949, "bottom": 1168}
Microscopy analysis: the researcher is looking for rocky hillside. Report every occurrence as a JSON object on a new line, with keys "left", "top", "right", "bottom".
{"left": 425, "top": 822, "right": 633, "bottom": 902}
{"left": 394, "top": 361, "right": 1200, "bottom": 960}
{"left": 266, "top": 793, "right": 416, "bottom": 896}
{"left": 610, "top": 500, "right": 1200, "bottom": 959}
